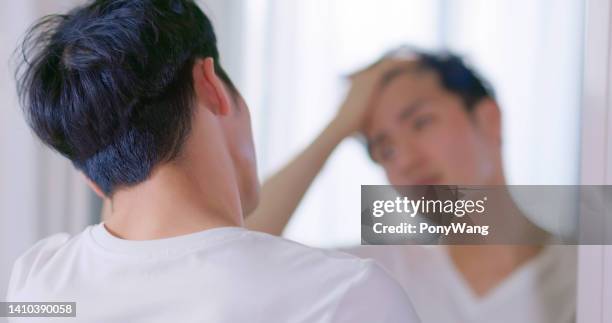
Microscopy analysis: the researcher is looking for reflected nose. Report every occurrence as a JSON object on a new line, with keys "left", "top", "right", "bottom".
{"left": 392, "top": 138, "right": 426, "bottom": 181}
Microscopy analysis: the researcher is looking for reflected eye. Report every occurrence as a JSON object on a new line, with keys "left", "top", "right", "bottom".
{"left": 368, "top": 138, "right": 395, "bottom": 163}
{"left": 413, "top": 115, "right": 434, "bottom": 131}
{"left": 376, "top": 145, "right": 395, "bottom": 162}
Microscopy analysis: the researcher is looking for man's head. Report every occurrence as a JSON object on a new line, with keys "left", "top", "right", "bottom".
{"left": 16, "top": 0, "right": 259, "bottom": 212}
{"left": 364, "top": 48, "right": 503, "bottom": 186}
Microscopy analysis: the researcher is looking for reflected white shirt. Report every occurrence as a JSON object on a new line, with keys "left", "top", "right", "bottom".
{"left": 345, "top": 245, "right": 576, "bottom": 323}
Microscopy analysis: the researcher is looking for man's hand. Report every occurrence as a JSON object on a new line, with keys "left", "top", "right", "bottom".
{"left": 332, "top": 58, "right": 412, "bottom": 138}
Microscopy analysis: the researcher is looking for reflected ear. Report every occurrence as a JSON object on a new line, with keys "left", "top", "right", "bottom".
{"left": 80, "top": 172, "right": 106, "bottom": 199}
{"left": 192, "top": 57, "right": 231, "bottom": 116}
{"left": 472, "top": 98, "right": 502, "bottom": 146}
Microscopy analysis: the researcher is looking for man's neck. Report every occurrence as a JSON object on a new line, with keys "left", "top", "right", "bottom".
{"left": 447, "top": 174, "right": 549, "bottom": 297}
{"left": 104, "top": 164, "right": 243, "bottom": 241}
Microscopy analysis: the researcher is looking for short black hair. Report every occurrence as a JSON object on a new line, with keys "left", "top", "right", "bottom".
{"left": 378, "top": 46, "right": 495, "bottom": 110}
{"left": 16, "top": 0, "right": 236, "bottom": 195}
{"left": 363, "top": 46, "right": 495, "bottom": 162}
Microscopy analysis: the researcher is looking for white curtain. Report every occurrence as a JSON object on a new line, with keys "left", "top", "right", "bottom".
{"left": 237, "top": 0, "right": 585, "bottom": 247}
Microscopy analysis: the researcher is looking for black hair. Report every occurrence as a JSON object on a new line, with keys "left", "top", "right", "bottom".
{"left": 16, "top": 0, "right": 236, "bottom": 195}
{"left": 379, "top": 46, "right": 495, "bottom": 110}
{"left": 363, "top": 46, "right": 495, "bottom": 162}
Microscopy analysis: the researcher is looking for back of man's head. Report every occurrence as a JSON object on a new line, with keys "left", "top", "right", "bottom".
{"left": 16, "top": 0, "right": 236, "bottom": 195}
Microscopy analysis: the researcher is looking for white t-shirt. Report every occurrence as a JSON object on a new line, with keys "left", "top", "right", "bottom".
{"left": 345, "top": 245, "right": 576, "bottom": 323}
{"left": 7, "top": 224, "right": 420, "bottom": 323}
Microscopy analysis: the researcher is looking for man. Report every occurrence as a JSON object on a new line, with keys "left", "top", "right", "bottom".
{"left": 247, "top": 48, "right": 576, "bottom": 322}
{"left": 7, "top": 1, "right": 420, "bottom": 322}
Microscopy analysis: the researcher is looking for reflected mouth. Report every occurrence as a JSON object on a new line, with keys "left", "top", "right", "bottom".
{"left": 411, "top": 175, "right": 443, "bottom": 186}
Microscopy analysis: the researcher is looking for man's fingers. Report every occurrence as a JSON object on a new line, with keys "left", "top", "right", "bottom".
{"left": 375, "top": 58, "right": 415, "bottom": 73}
{"left": 349, "top": 57, "right": 415, "bottom": 81}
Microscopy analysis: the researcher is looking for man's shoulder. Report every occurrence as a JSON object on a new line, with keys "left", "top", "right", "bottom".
{"left": 237, "top": 229, "right": 372, "bottom": 272}
{"left": 238, "top": 231, "right": 412, "bottom": 292}
{"left": 234, "top": 230, "right": 403, "bottom": 291}
{"left": 7, "top": 230, "right": 84, "bottom": 300}
{"left": 236, "top": 231, "right": 420, "bottom": 322}
{"left": 341, "top": 245, "right": 443, "bottom": 271}
{"left": 330, "top": 259, "right": 420, "bottom": 323}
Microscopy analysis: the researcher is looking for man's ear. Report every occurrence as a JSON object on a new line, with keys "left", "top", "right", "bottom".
{"left": 81, "top": 173, "right": 106, "bottom": 199}
{"left": 472, "top": 98, "right": 502, "bottom": 146}
{"left": 192, "top": 57, "right": 231, "bottom": 116}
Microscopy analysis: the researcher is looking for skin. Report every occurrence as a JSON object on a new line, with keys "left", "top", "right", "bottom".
{"left": 93, "top": 57, "right": 260, "bottom": 240}
{"left": 246, "top": 58, "right": 547, "bottom": 297}
{"left": 364, "top": 68, "right": 502, "bottom": 187}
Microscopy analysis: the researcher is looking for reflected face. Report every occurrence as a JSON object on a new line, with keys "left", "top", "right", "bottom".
{"left": 365, "top": 70, "right": 500, "bottom": 186}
